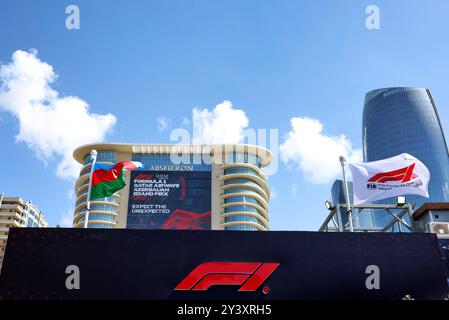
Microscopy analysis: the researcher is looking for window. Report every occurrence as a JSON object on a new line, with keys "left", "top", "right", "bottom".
{"left": 224, "top": 167, "right": 264, "bottom": 179}
{"left": 224, "top": 196, "right": 265, "bottom": 208}
{"left": 83, "top": 151, "right": 117, "bottom": 164}
{"left": 225, "top": 225, "right": 259, "bottom": 231}
{"left": 226, "top": 152, "right": 261, "bottom": 167}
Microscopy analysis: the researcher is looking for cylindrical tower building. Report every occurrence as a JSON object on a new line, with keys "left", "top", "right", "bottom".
{"left": 220, "top": 153, "right": 270, "bottom": 231}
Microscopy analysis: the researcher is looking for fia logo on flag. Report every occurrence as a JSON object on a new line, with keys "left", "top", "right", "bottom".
{"left": 367, "top": 183, "right": 377, "bottom": 190}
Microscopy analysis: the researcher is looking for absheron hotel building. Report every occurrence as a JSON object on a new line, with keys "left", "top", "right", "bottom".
{"left": 72, "top": 144, "right": 272, "bottom": 231}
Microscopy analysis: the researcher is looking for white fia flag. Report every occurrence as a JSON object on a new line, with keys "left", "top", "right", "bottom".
{"left": 348, "top": 153, "right": 430, "bottom": 205}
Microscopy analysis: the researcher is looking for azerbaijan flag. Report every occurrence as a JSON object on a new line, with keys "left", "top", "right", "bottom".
{"left": 90, "top": 161, "right": 143, "bottom": 201}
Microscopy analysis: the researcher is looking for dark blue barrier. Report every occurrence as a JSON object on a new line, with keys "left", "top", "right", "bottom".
{"left": 437, "top": 239, "right": 449, "bottom": 287}
{"left": 0, "top": 228, "right": 448, "bottom": 300}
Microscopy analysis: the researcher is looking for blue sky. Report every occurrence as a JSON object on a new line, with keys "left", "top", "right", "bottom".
{"left": 0, "top": 0, "right": 448, "bottom": 230}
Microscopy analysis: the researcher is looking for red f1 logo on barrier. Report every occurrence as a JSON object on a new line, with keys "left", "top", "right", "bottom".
{"left": 174, "top": 262, "right": 280, "bottom": 292}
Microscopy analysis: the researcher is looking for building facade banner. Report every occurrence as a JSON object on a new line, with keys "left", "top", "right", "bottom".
{"left": 349, "top": 153, "right": 430, "bottom": 205}
{"left": 126, "top": 170, "right": 211, "bottom": 229}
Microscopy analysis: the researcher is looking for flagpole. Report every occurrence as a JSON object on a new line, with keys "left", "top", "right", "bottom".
{"left": 339, "top": 156, "right": 354, "bottom": 232}
{"left": 84, "top": 150, "right": 97, "bottom": 229}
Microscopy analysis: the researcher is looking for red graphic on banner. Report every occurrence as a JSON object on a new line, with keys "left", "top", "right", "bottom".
{"left": 134, "top": 173, "right": 154, "bottom": 180}
{"left": 162, "top": 209, "right": 211, "bottom": 230}
{"left": 368, "top": 163, "right": 417, "bottom": 183}
{"left": 174, "top": 262, "right": 280, "bottom": 292}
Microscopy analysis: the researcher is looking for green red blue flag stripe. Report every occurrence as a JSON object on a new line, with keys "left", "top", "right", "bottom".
{"left": 89, "top": 161, "right": 143, "bottom": 201}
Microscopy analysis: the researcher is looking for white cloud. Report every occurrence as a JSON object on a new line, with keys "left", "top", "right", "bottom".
{"left": 0, "top": 49, "right": 117, "bottom": 180}
{"left": 192, "top": 100, "right": 249, "bottom": 144}
{"left": 157, "top": 117, "right": 169, "bottom": 132}
{"left": 181, "top": 116, "right": 190, "bottom": 127}
{"left": 59, "top": 206, "right": 74, "bottom": 227}
{"left": 291, "top": 183, "right": 299, "bottom": 197}
{"left": 56, "top": 189, "right": 76, "bottom": 228}
{"left": 58, "top": 188, "right": 78, "bottom": 227}
{"left": 270, "top": 186, "right": 277, "bottom": 199}
{"left": 66, "top": 189, "right": 76, "bottom": 202}
{"left": 280, "top": 116, "right": 362, "bottom": 184}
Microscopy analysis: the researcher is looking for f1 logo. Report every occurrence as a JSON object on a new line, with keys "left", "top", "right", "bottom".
{"left": 174, "top": 262, "right": 280, "bottom": 292}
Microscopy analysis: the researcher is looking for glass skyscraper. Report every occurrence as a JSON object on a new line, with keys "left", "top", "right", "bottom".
{"left": 363, "top": 87, "right": 449, "bottom": 225}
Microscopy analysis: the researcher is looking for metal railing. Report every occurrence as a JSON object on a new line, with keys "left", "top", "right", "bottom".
{"left": 319, "top": 203, "right": 414, "bottom": 232}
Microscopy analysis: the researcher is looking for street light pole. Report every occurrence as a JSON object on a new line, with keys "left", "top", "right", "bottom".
{"left": 339, "top": 156, "right": 354, "bottom": 232}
